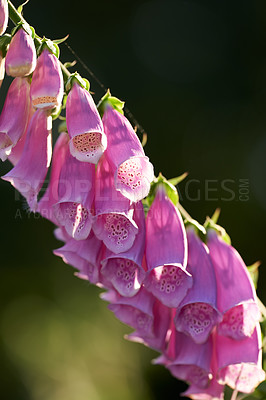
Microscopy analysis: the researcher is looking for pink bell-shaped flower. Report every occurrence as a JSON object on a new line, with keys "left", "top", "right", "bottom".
{"left": 5, "top": 28, "right": 36, "bottom": 77}
{"left": 0, "top": 0, "right": 8, "bottom": 35}
{"left": 207, "top": 229, "right": 260, "bottom": 340}
{"left": 216, "top": 324, "right": 265, "bottom": 393}
{"left": 0, "top": 50, "right": 5, "bottom": 88}
{"left": 93, "top": 154, "right": 138, "bottom": 254}
{"left": 126, "top": 297, "right": 172, "bottom": 352}
{"left": 101, "top": 201, "right": 146, "bottom": 297}
{"left": 0, "top": 77, "right": 31, "bottom": 161}
{"left": 2, "top": 109, "right": 52, "bottom": 211}
{"left": 156, "top": 325, "right": 213, "bottom": 390}
{"left": 53, "top": 143, "right": 95, "bottom": 240}
{"left": 174, "top": 227, "right": 222, "bottom": 344}
{"left": 144, "top": 184, "right": 192, "bottom": 308}
{"left": 102, "top": 105, "right": 154, "bottom": 202}
{"left": 30, "top": 48, "right": 63, "bottom": 109}
{"left": 66, "top": 82, "right": 107, "bottom": 163}
{"left": 107, "top": 287, "right": 156, "bottom": 339}
{"left": 54, "top": 232, "right": 103, "bottom": 285}
{"left": 38, "top": 131, "right": 69, "bottom": 224}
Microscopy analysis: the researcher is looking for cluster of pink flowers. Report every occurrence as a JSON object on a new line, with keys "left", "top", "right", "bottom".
{"left": 0, "top": 2, "right": 265, "bottom": 398}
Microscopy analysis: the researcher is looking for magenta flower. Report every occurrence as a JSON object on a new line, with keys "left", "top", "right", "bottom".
{"left": 144, "top": 184, "right": 192, "bottom": 308}
{"left": 66, "top": 83, "right": 107, "bottom": 163}
{"left": 38, "top": 131, "right": 69, "bottom": 224}
{"left": 30, "top": 48, "right": 64, "bottom": 109}
{"left": 0, "top": 0, "right": 8, "bottom": 35}
{"left": 107, "top": 287, "right": 156, "bottom": 339}
{"left": 93, "top": 154, "right": 138, "bottom": 253}
{"left": 127, "top": 298, "right": 172, "bottom": 352}
{"left": 102, "top": 105, "right": 154, "bottom": 202}
{"left": 0, "top": 77, "right": 31, "bottom": 161}
{"left": 174, "top": 227, "right": 222, "bottom": 344}
{"left": 101, "top": 201, "right": 146, "bottom": 297}
{"left": 53, "top": 144, "right": 95, "bottom": 240}
{"left": 54, "top": 232, "right": 103, "bottom": 285}
{"left": 207, "top": 229, "right": 260, "bottom": 340}
{"left": 216, "top": 324, "right": 265, "bottom": 393}
{"left": 5, "top": 28, "right": 36, "bottom": 77}
{"left": 168, "top": 331, "right": 213, "bottom": 389}
{"left": 2, "top": 109, "right": 52, "bottom": 211}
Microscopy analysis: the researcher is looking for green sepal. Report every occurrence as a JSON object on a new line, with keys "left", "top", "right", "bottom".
{"left": 204, "top": 217, "right": 231, "bottom": 245}
{"left": 247, "top": 261, "right": 260, "bottom": 290}
{"left": 58, "top": 120, "right": 67, "bottom": 133}
{"left": 64, "top": 60, "right": 77, "bottom": 69}
{"left": 11, "top": 21, "right": 33, "bottom": 38}
{"left": 51, "top": 104, "right": 62, "bottom": 120}
{"left": 65, "top": 72, "right": 90, "bottom": 93}
{"left": 184, "top": 219, "right": 206, "bottom": 240}
{"left": 53, "top": 35, "right": 69, "bottom": 45}
{"left": 97, "top": 89, "right": 125, "bottom": 118}
{"left": 144, "top": 173, "right": 179, "bottom": 208}
{"left": 37, "top": 38, "right": 60, "bottom": 58}
{"left": 0, "top": 34, "right": 11, "bottom": 57}
{"left": 168, "top": 172, "right": 188, "bottom": 186}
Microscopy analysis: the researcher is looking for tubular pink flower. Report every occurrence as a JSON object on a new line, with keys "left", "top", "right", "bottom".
{"left": 108, "top": 287, "right": 156, "bottom": 339}
{"left": 0, "top": 77, "right": 31, "bottom": 161}
{"left": 155, "top": 324, "right": 213, "bottom": 390}
{"left": 53, "top": 144, "right": 95, "bottom": 240}
{"left": 93, "top": 154, "right": 138, "bottom": 254}
{"left": 38, "top": 131, "right": 69, "bottom": 224}
{"left": 102, "top": 105, "right": 154, "bottom": 202}
{"left": 126, "top": 298, "right": 172, "bottom": 352}
{"left": 5, "top": 28, "right": 36, "bottom": 77}
{"left": 66, "top": 83, "right": 107, "bottom": 163}
{"left": 2, "top": 109, "right": 52, "bottom": 211}
{"left": 216, "top": 324, "right": 265, "bottom": 393}
{"left": 207, "top": 229, "right": 260, "bottom": 340}
{"left": 54, "top": 232, "right": 103, "bottom": 284}
{"left": 101, "top": 201, "right": 146, "bottom": 297}
{"left": 144, "top": 185, "right": 192, "bottom": 308}
{"left": 30, "top": 48, "right": 64, "bottom": 109}
{"left": 174, "top": 227, "right": 222, "bottom": 344}
{"left": 0, "top": 0, "right": 8, "bottom": 35}
{"left": 0, "top": 51, "right": 5, "bottom": 88}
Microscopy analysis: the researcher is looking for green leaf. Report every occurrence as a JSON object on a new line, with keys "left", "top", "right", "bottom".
{"left": 0, "top": 34, "right": 11, "bottom": 57}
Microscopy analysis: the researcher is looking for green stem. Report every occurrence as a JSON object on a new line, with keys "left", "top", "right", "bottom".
{"left": 7, "top": 1, "right": 70, "bottom": 81}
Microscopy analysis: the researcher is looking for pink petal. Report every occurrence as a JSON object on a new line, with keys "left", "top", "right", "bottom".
{"left": 38, "top": 131, "right": 69, "bottom": 224}
{"left": 66, "top": 83, "right": 107, "bottom": 163}
{"left": 101, "top": 202, "right": 146, "bottom": 296}
{"left": 53, "top": 145, "right": 95, "bottom": 240}
{"left": 175, "top": 227, "right": 222, "bottom": 343}
{"left": 102, "top": 105, "right": 154, "bottom": 202}
{"left": 0, "top": 77, "right": 31, "bottom": 161}
{"left": 2, "top": 110, "right": 52, "bottom": 211}
{"left": 207, "top": 229, "right": 260, "bottom": 339}
{"left": 144, "top": 185, "right": 192, "bottom": 307}
{"left": 30, "top": 49, "right": 64, "bottom": 109}
{"left": 0, "top": 0, "right": 8, "bottom": 35}
{"left": 5, "top": 28, "right": 36, "bottom": 77}
{"left": 216, "top": 324, "right": 265, "bottom": 393}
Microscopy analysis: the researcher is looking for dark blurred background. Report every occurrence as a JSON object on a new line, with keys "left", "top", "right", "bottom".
{"left": 1, "top": 0, "right": 266, "bottom": 399}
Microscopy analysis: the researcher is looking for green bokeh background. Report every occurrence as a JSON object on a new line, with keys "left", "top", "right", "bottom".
{"left": 1, "top": 1, "right": 266, "bottom": 399}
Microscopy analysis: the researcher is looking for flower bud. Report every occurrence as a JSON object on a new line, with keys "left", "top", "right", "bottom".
{"left": 5, "top": 28, "right": 36, "bottom": 77}
{"left": 30, "top": 48, "right": 64, "bottom": 109}
{"left": 0, "top": 0, "right": 8, "bottom": 36}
